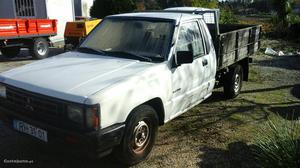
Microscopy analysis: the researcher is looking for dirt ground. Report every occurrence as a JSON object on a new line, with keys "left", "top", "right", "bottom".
{"left": 0, "top": 38, "right": 299, "bottom": 168}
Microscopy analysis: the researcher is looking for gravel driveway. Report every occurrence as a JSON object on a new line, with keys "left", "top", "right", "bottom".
{"left": 0, "top": 39, "right": 299, "bottom": 168}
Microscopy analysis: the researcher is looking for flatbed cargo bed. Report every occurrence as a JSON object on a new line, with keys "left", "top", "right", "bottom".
{"left": 216, "top": 24, "right": 261, "bottom": 70}
{"left": 0, "top": 19, "right": 57, "bottom": 40}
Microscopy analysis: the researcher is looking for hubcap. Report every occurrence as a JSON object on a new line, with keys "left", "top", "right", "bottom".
{"left": 234, "top": 73, "right": 240, "bottom": 93}
{"left": 37, "top": 42, "right": 47, "bottom": 56}
{"left": 133, "top": 120, "right": 149, "bottom": 152}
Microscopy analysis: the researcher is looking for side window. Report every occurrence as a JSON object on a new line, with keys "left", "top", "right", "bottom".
{"left": 175, "top": 21, "right": 206, "bottom": 58}
{"left": 199, "top": 20, "right": 211, "bottom": 54}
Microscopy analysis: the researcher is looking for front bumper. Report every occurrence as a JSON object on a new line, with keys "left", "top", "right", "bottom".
{"left": 0, "top": 106, "right": 125, "bottom": 158}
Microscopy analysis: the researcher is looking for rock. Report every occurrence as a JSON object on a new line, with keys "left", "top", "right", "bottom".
{"left": 278, "top": 51, "right": 285, "bottom": 56}
{"left": 265, "top": 48, "right": 278, "bottom": 56}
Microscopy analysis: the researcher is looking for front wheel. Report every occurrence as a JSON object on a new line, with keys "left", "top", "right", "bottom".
{"left": 30, "top": 38, "right": 49, "bottom": 59}
{"left": 113, "top": 105, "right": 158, "bottom": 166}
{"left": 224, "top": 65, "right": 243, "bottom": 99}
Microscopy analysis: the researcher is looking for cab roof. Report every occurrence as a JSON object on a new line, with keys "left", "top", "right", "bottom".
{"left": 107, "top": 12, "right": 203, "bottom": 24}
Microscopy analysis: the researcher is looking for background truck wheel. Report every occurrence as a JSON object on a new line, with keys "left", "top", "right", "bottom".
{"left": 0, "top": 47, "right": 20, "bottom": 57}
{"left": 224, "top": 65, "right": 243, "bottom": 99}
{"left": 30, "top": 38, "right": 49, "bottom": 59}
{"left": 113, "top": 105, "right": 159, "bottom": 166}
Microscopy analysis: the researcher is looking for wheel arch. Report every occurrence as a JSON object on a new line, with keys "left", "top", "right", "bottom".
{"left": 143, "top": 98, "right": 165, "bottom": 126}
{"left": 237, "top": 58, "right": 249, "bottom": 81}
{"left": 126, "top": 97, "right": 165, "bottom": 126}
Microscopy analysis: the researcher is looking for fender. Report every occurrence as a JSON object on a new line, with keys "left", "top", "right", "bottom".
{"left": 86, "top": 63, "right": 172, "bottom": 129}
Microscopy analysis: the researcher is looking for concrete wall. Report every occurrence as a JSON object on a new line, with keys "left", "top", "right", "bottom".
{"left": 81, "top": 0, "right": 93, "bottom": 17}
{"left": 74, "top": 0, "right": 94, "bottom": 17}
{"left": 45, "top": 0, "right": 75, "bottom": 43}
{"left": 35, "top": 0, "right": 47, "bottom": 18}
{"left": 0, "top": 0, "right": 47, "bottom": 18}
{"left": 0, "top": 0, "right": 16, "bottom": 18}
{"left": 74, "top": 0, "right": 82, "bottom": 16}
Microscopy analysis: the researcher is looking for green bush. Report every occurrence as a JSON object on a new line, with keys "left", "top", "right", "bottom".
{"left": 253, "top": 117, "right": 300, "bottom": 168}
{"left": 90, "top": 0, "right": 136, "bottom": 18}
{"left": 220, "top": 7, "right": 238, "bottom": 24}
{"left": 192, "top": 0, "right": 218, "bottom": 8}
{"left": 287, "top": 13, "right": 300, "bottom": 24}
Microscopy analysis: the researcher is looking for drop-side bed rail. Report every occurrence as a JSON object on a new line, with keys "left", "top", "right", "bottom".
{"left": 0, "top": 19, "right": 57, "bottom": 59}
{"left": 0, "top": 19, "right": 57, "bottom": 40}
{"left": 216, "top": 24, "right": 262, "bottom": 70}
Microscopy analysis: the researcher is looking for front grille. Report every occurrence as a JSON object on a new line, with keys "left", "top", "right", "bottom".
{"left": 3, "top": 85, "right": 65, "bottom": 126}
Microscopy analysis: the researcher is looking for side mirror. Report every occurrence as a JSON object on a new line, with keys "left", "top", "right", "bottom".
{"left": 176, "top": 51, "right": 193, "bottom": 65}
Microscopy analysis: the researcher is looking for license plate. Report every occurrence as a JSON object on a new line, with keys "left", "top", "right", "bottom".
{"left": 13, "top": 120, "right": 48, "bottom": 142}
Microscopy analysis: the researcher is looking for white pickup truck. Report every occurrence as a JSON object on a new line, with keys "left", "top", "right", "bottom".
{"left": 0, "top": 8, "right": 261, "bottom": 165}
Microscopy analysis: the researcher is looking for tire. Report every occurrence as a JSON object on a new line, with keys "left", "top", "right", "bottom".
{"left": 0, "top": 47, "right": 20, "bottom": 57}
{"left": 29, "top": 38, "right": 49, "bottom": 59}
{"left": 224, "top": 65, "right": 243, "bottom": 99}
{"left": 113, "top": 105, "right": 159, "bottom": 166}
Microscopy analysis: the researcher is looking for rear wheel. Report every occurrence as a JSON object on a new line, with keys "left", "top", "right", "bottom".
{"left": 224, "top": 65, "right": 243, "bottom": 99}
{"left": 0, "top": 46, "right": 20, "bottom": 57}
{"left": 30, "top": 38, "right": 49, "bottom": 59}
{"left": 113, "top": 105, "right": 158, "bottom": 166}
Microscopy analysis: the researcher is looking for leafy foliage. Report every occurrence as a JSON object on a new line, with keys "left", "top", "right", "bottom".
{"left": 90, "top": 0, "right": 136, "bottom": 18}
{"left": 191, "top": 0, "right": 218, "bottom": 8}
{"left": 220, "top": 7, "right": 238, "bottom": 24}
{"left": 90, "top": 0, "right": 220, "bottom": 17}
{"left": 271, "top": 0, "right": 295, "bottom": 31}
{"left": 156, "top": 0, "right": 218, "bottom": 8}
{"left": 253, "top": 117, "right": 300, "bottom": 168}
{"left": 249, "top": 0, "right": 273, "bottom": 13}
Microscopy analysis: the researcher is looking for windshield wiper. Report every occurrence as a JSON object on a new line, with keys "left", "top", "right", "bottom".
{"left": 77, "top": 47, "right": 105, "bottom": 55}
{"left": 106, "top": 51, "right": 152, "bottom": 62}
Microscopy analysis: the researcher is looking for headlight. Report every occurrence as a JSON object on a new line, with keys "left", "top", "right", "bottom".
{"left": 67, "top": 105, "right": 83, "bottom": 124}
{"left": 86, "top": 105, "right": 100, "bottom": 130}
{"left": 0, "top": 84, "right": 6, "bottom": 98}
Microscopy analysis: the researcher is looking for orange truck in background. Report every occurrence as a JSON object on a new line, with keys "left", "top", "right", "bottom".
{"left": 0, "top": 19, "right": 57, "bottom": 59}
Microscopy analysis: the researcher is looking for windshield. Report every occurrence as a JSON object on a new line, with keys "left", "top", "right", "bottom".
{"left": 80, "top": 18, "right": 174, "bottom": 62}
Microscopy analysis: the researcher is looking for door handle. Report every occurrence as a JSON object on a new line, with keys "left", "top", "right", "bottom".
{"left": 202, "top": 59, "right": 208, "bottom": 66}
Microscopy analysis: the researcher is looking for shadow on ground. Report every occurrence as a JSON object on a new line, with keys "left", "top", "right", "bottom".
{"left": 291, "top": 84, "right": 300, "bottom": 99}
{"left": 241, "top": 84, "right": 297, "bottom": 94}
{"left": 198, "top": 141, "right": 260, "bottom": 168}
{"left": 254, "top": 55, "right": 300, "bottom": 70}
{"left": 0, "top": 138, "right": 127, "bottom": 168}
{"left": 0, "top": 48, "right": 64, "bottom": 62}
{"left": 269, "top": 104, "right": 300, "bottom": 120}
{"left": 163, "top": 88, "right": 272, "bottom": 136}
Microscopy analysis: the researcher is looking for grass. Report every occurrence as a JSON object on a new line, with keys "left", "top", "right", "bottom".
{"left": 253, "top": 117, "right": 300, "bottom": 168}
{"left": 238, "top": 16, "right": 273, "bottom": 33}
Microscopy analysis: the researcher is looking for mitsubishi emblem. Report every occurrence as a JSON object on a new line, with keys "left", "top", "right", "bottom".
{"left": 25, "top": 97, "right": 34, "bottom": 111}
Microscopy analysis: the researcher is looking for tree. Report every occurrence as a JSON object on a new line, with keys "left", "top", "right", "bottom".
{"left": 157, "top": 0, "right": 218, "bottom": 8}
{"left": 272, "top": 0, "right": 295, "bottom": 29}
{"left": 144, "top": 0, "right": 161, "bottom": 10}
{"left": 90, "top": 0, "right": 136, "bottom": 18}
{"left": 192, "top": 0, "right": 218, "bottom": 8}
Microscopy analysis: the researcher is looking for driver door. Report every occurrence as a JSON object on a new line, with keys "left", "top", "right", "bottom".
{"left": 169, "top": 21, "right": 207, "bottom": 118}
